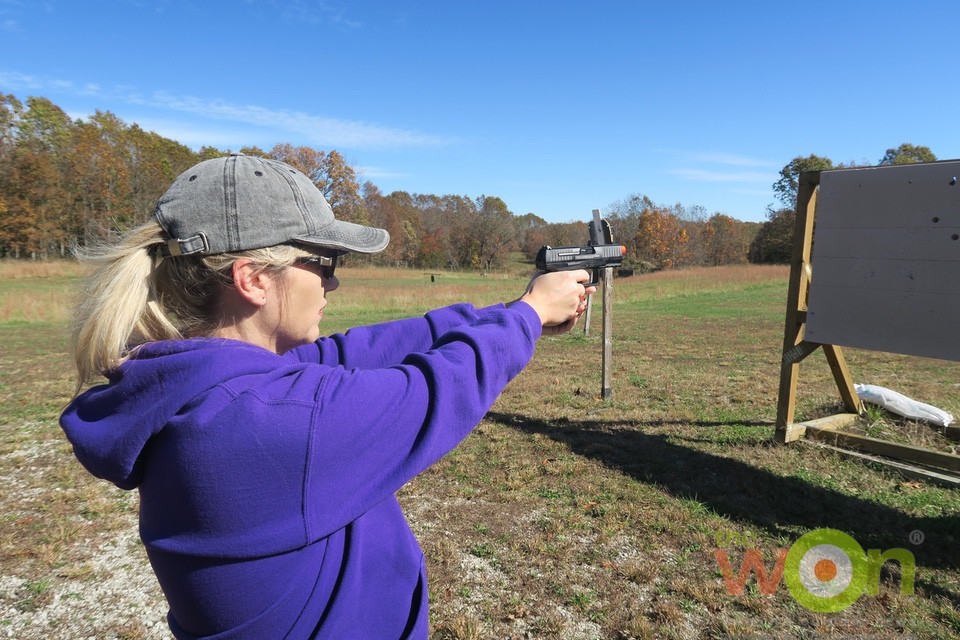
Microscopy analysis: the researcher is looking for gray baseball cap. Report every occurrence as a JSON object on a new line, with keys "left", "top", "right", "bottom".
{"left": 155, "top": 153, "right": 389, "bottom": 256}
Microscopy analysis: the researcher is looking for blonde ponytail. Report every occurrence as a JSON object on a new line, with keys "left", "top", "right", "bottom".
{"left": 70, "top": 221, "right": 319, "bottom": 390}
{"left": 71, "top": 221, "right": 181, "bottom": 388}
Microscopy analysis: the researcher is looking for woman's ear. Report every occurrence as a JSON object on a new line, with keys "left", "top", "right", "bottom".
{"left": 231, "top": 259, "right": 272, "bottom": 307}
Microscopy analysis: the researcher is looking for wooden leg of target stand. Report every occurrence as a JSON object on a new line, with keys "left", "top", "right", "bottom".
{"left": 775, "top": 171, "right": 820, "bottom": 444}
{"left": 823, "top": 344, "right": 862, "bottom": 416}
{"left": 776, "top": 347, "right": 805, "bottom": 443}
{"left": 776, "top": 342, "right": 861, "bottom": 443}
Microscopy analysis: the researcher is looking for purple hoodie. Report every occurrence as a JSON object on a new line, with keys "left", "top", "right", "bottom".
{"left": 60, "top": 302, "right": 542, "bottom": 639}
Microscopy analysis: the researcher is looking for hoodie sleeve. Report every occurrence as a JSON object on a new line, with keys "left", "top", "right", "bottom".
{"left": 298, "top": 301, "right": 542, "bottom": 539}
{"left": 286, "top": 303, "right": 495, "bottom": 369}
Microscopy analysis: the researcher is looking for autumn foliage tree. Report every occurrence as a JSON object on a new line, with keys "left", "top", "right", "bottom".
{"left": 362, "top": 185, "right": 423, "bottom": 265}
{"left": 0, "top": 93, "right": 199, "bottom": 257}
{"left": 471, "top": 196, "right": 516, "bottom": 271}
{"left": 701, "top": 214, "right": 748, "bottom": 265}
{"left": 10, "top": 99, "right": 77, "bottom": 256}
{"left": 635, "top": 208, "right": 688, "bottom": 269}
{"left": 748, "top": 209, "right": 795, "bottom": 264}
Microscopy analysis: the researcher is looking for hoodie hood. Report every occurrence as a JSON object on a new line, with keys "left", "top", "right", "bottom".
{"left": 60, "top": 338, "right": 282, "bottom": 490}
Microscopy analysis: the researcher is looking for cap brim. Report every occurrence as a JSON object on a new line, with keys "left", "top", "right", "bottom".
{"left": 295, "top": 220, "right": 390, "bottom": 255}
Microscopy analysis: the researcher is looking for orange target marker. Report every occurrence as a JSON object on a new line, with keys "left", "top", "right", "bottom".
{"left": 814, "top": 559, "right": 837, "bottom": 582}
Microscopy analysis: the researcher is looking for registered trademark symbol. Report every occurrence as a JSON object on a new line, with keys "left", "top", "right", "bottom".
{"left": 909, "top": 530, "right": 925, "bottom": 545}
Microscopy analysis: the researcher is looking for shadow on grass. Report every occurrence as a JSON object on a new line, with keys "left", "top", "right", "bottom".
{"left": 489, "top": 412, "right": 960, "bottom": 606}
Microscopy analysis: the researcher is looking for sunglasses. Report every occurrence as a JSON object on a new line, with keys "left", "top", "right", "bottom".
{"left": 294, "top": 254, "right": 338, "bottom": 279}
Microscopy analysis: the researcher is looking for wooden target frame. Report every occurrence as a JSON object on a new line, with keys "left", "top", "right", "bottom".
{"left": 775, "top": 166, "right": 960, "bottom": 487}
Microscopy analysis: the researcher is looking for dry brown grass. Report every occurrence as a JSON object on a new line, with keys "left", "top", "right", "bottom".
{"left": 622, "top": 263, "right": 789, "bottom": 292}
{"left": 0, "top": 259, "right": 89, "bottom": 279}
{"left": 0, "top": 261, "right": 89, "bottom": 324}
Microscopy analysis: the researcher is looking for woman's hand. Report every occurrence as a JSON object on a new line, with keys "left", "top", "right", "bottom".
{"left": 516, "top": 270, "right": 597, "bottom": 334}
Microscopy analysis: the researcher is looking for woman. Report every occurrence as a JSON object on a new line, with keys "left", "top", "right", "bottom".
{"left": 60, "top": 153, "right": 593, "bottom": 639}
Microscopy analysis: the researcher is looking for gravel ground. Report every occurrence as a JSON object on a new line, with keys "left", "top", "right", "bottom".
{"left": 0, "top": 526, "right": 169, "bottom": 639}
{"left": 0, "top": 429, "right": 170, "bottom": 639}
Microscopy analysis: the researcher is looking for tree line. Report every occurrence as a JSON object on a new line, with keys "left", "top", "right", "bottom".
{"left": 0, "top": 93, "right": 756, "bottom": 270}
{"left": 0, "top": 92, "right": 939, "bottom": 272}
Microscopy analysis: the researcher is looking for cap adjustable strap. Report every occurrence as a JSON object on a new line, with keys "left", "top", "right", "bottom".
{"left": 161, "top": 233, "right": 209, "bottom": 256}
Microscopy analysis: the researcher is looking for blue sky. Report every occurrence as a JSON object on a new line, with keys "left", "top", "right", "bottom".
{"left": 1, "top": 1, "right": 957, "bottom": 224}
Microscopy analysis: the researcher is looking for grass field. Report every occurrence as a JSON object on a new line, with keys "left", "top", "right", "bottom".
{"left": 1, "top": 260, "right": 959, "bottom": 639}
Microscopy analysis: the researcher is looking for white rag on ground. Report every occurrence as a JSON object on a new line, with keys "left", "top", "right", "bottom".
{"left": 855, "top": 383, "right": 954, "bottom": 427}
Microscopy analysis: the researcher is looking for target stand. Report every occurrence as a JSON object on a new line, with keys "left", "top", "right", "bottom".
{"left": 775, "top": 165, "right": 960, "bottom": 487}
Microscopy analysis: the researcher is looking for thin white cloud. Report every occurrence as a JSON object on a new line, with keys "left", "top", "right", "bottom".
{"left": 144, "top": 91, "right": 449, "bottom": 148}
{"left": 258, "top": 0, "right": 362, "bottom": 29}
{"left": 0, "top": 70, "right": 451, "bottom": 150}
{"left": 0, "top": 70, "right": 44, "bottom": 90}
{"left": 0, "top": 0, "right": 29, "bottom": 31}
{"left": 660, "top": 149, "right": 778, "bottom": 186}
{"left": 116, "top": 117, "right": 261, "bottom": 150}
{"left": 666, "top": 168, "right": 773, "bottom": 183}
{"left": 730, "top": 187, "right": 775, "bottom": 196}
{"left": 687, "top": 151, "right": 777, "bottom": 168}
{"left": 354, "top": 165, "right": 411, "bottom": 180}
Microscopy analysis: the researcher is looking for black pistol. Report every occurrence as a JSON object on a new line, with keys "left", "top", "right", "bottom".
{"left": 535, "top": 243, "right": 626, "bottom": 287}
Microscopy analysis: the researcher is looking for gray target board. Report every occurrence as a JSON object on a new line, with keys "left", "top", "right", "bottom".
{"left": 804, "top": 161, "right": 960, "bottom": 362}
